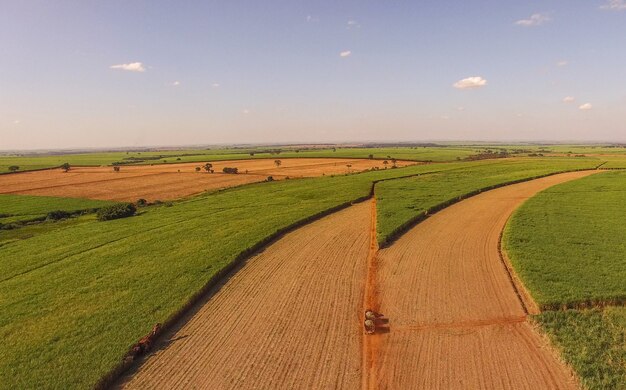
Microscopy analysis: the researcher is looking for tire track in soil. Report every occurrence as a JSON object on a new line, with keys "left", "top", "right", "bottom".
{"left": 372, "top": 170, "right": 596, "bottom": 389}
{"left": 362, "top": 198, "right": 380, "bottom": 390}
{"left": 118, "top": 202, "right": 372, "bottom": 389}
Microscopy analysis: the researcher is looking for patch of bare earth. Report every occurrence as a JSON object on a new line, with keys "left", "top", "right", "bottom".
{"left": 370, "top": 170, "right": 595, "bottom": 389}
{"left": 0, "top": 158, "right": 414, "bottom": 202}
{"left": 119, "top": 171, "right": 592, "bottom": 389}
{"left": 118, "top": 202, "right": 372, "bottom": 389}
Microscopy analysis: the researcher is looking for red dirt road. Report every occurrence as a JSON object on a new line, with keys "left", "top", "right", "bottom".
{"left": 370, "top": 170, "right": 595, "bottom": 389}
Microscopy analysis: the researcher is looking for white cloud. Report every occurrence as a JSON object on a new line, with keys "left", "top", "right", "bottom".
{"left": 515, "top": 13, "right": 551, "bottom": 26}
{"left": 212, "top": 83, "right": 220, "bottom": 88}
{"left": 110, "top": 62, "right": 146, "bottom": 72}
{"left": 601, "top": 0, "right": 626, "bottom": 10}
{"left": 172, "top": 81, "right": 180, "bottom": 86}
{"left": 13, "top": 120, "right": 20, "bottom": 125}
{"left": 563, "top": 96, "right": 575, "bottom": 103}
{"left": 306, "top": 15, "right": 319, "bottom": 22}
{"left": 242, "top": 109, "right": 250, "bottom": 115}
{"left": 457, "top": 106, "right": 465, "bottom": 111}
{"left": 340, "top": 50, "right": 352, "bottom": 57}
{"left": 579, "top": 103, "right": 593, "bottom": 110}
{"left": 453, "top": 76, "right": 487, "bottom": 90}
{"left": 347, "top": 20, "right": 360, "bottom": 29}
{"left": 556, "top": 60, "right": 568, "bottom": 67}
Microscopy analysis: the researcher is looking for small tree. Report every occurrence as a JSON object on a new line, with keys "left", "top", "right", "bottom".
{"left": 249, "top": 152, "right": 255, "bottom": 156}
{"left": 61, "top": 163, "right": 71, "bottom": 172}
{"left": 274, "top": 159, "right": 282, "bottom": 167}
{"left": 267, "top": 176, "right": 274, "bottom": 182}
{"left": 8, "top": 165, "right": 19, "bottom": 172}
{"left": 391, "top": 158, "right": 397, "bottom": 167}
{"left": 195, "top": 167, "right": 201, "bottom": 172}
{"left": 368, "top": 154, "right": 374, "bottom": 159}
{"left": 113, "top": 166, "right": 121, "bottom": 172}
{"left": 383, "top": 160, "right": 388, "bottom": 166}
{"left": 203, "top": 163, "right": 213, "bottom": 173}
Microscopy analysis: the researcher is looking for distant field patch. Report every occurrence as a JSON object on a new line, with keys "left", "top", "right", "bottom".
{"left": 0, "top": 158, "right": 414, "bottom": 202}
{"left": 0, "top": 194, "right": 114, "bottom": 225}
{"left": 375, "top": 158, "right": 600, "bottom": 246}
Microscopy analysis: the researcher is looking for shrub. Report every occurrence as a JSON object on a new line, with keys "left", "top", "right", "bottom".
{"left": 136, "top": 199, "right": 148, "bottom": 207}
{"left": 46, "top": 210, "right": 71, "bottom": 221}
{"left": 97, "top": 203, "right": 137, "bottom": 221}
{"left": 8, "top": 165, "right": 19, "bottom": 172}
{"left": 222, "top": 167, "right": 238, "bottom": 174}
{"left": 113, "top": 166, "right": 121, "bottom": 172}
{"left": 267, "top": 176, "right": 274, "bottom": 182}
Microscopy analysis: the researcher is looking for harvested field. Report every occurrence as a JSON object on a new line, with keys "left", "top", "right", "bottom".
{"left": 370, "top": 171, "right": 596, "bottom": 388}
{"left": 119, "top": 202, "right": 372, "bottom": 389}
{"left": 0, "top": 158, "right": 412, "bottom": 202}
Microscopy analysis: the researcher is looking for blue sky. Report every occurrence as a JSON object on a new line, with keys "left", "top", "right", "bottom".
{"left": 1, "top": 0, "right": 625, "bottom": 150}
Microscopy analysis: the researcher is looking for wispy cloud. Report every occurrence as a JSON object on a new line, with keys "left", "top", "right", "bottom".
{"left": 563, "top": 96, "right": 575, "bottom": 103}
{"left": 556, "top": 60, "right": 568, "bottom": 67}
{"left": 171, "top": 81, "right": 180, "bottom": 86}
{"left": 453, "top": 76, "right": 487, "bottom": 90}
{"left": 515, "top": 13, "right": 551, "bottom": 27}
{"left": 600, "top": 0, "right": 626, "bottom": 10}
{"left": 340, "top": 50, "right": 352, "bottom": 58}
{"left": 13, "top": 119, "right": 20, "bottom": 125}
{"left": 212, "top": 83, "right": 220, "bottom": 88}
{"left": 110, "top": 62, "right": 146, "bottom": 72}
{"left": 347, "top": 20, "right": 360, "bottom": 29}
{"left": 306, "top": 15, "right": 319, "bottom": 22}
{"left": 242, "top": 109, "right": 250, "bottom": 115}
{"left": 579, "top": 103, "right": 593, "bottom": 110}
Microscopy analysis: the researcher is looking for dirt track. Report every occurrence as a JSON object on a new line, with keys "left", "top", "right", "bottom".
{"left": 120, "top": 171, "right": 593, "bottom": 389}
{"left": 119, "top": 202, "right": 371, "bottom": 389}
{"left": 370, "top": 170, "right": 595, "bottom": 389}
{"left": 0, "top": 158, "right": 412, "bottom": 202}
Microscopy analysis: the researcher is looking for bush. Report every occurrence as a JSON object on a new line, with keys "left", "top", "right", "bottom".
{"left": 97, "top": 203, "right": 137, "bottom": 221}
{"left": 267, "top": 176, "right": 274, "bottom": 182}
{"left": 46, "top": 210, "right": 71, "bottom": 221}
{"left": 222, "top": 167, "right": 238, "bottom": 174}
{"left": 136, "top": 199, "right": 148, "bottom": 207}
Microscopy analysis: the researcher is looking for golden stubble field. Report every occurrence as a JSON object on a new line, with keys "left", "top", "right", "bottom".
{"left": 0, "top": 158, "right": 414, "bottom": 202}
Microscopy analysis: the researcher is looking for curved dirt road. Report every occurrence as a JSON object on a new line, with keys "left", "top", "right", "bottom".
{"left": 369, "top": 170, "right": 595, "bottom": 389}
{"left": 119, "top": 202, "right": 372, "bottom": 389}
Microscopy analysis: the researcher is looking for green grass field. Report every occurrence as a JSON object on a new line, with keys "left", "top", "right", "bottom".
{"left": 504, "top": 170, "right": 626, "bottom": 389}
{"left": 535, "top": 308, "right": 626, "bottom": 390}
{"left": 504, "top": 171, "right": 626, "bottom": 308}
{"left": 0, "top": 155, "right": 615, "bottom": 389}
{"left": 0, "top": 194, "right": 115, "bottom": 225}
{"left": 375, "top": 158, "right": 600, "bottom": 246}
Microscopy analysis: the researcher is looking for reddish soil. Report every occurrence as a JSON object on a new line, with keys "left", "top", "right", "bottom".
{"left": 370, "top": 170, "right": 595, "bottom": 389}
{"left": 118, "top": 202, "right": 372, "bottom": 389}
{"left": 118, "top": 171, "right": 593, "bottom": 389}
{"left": 0, "top": 158, "right": 413, "bottom": 202}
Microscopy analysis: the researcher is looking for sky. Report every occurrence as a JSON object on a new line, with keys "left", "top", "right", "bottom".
{"left": 1, "top": 0, "right": 625, "bottom": 150}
